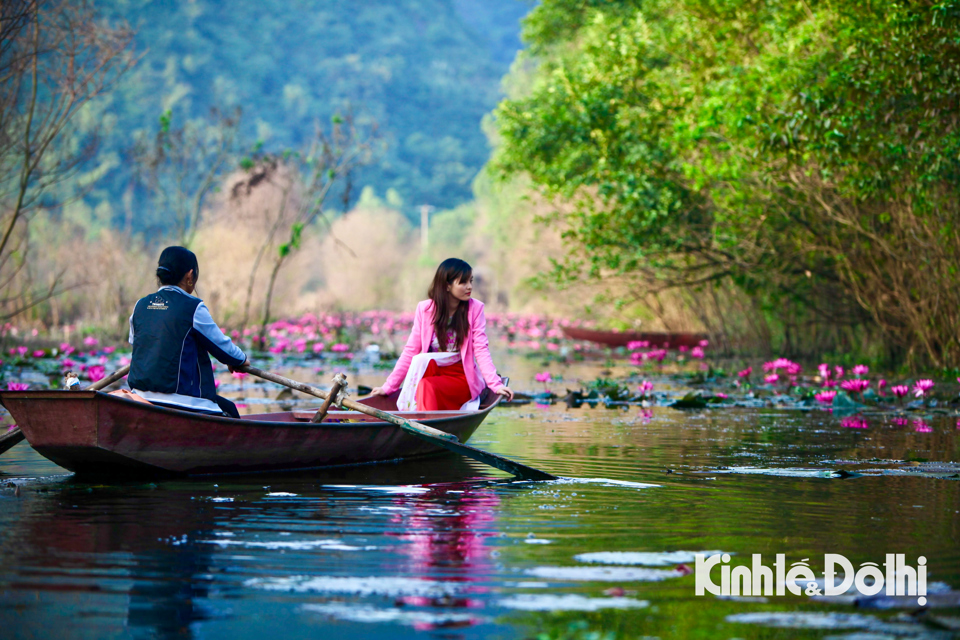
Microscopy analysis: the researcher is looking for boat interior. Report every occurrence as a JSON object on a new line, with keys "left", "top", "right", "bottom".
{"left": 246, "top": 387, "right": 500, "bottom": 423}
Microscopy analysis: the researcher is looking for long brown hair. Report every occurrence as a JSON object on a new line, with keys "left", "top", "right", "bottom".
{"left": 428, "top": 258, "right": 472, "bottom": 351}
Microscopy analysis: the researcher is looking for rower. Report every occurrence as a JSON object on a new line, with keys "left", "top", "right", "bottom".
{"left": 127, "top": 246, "right": 249, "bottom": 418}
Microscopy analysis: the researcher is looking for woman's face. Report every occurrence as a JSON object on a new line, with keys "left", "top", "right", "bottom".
{"left": 447, "top": 274, "right": 473, "bottom": 302}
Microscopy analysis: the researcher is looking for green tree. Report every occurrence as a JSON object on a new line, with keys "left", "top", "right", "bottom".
{"left": 493, "top": 0, "right": 960, "bottom": 366}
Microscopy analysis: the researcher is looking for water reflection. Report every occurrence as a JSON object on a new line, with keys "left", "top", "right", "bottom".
{"left": 0, "top": 403, "right": 958, "bottom": 639}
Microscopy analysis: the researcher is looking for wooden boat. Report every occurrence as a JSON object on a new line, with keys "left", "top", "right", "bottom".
{"left": 0, "top": 425, "right": 24, "bottom": 456}
{"left": 0, "top": 388, "right": 503, "bottom": 477}
{"left": 561, "top": 326, "right": 709, "bottom": 349}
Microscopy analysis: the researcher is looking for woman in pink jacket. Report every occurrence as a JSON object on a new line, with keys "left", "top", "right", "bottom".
{"left": 371, "top": 258, "right": 514, "bottom": 410}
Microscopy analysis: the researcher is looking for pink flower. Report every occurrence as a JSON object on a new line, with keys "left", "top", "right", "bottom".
{"left": 60, "top": 358, "right": 76, "bottom": 368}
{"left": 912, "top": 379, "right": 934, "bottom": 398}
{"left": 214, "top": 380, "right": 221, "bottom": 389}
{"left": 6, "top": 424, "right": 17, "bottom": 432}
{"left": 737, "top": 367, "right": 752, "bottom": 379}
{"left": 16, "top": 346, "right": 27, "bottom": 357}
{"left": 312, "top": 343, "right": 325, "bottom": 353}
{"left": 6, "top": 382, "right": 29, "bottom": 391}
{"left": 104, "top": 346, "right": 116, "bottom": 354}
{"left": 834, "top": 366, "right": 844, "bottom": 379}
{"left": 815, "top": 390, "right": 837, "bottom": 405}
{"left": 892, "top": 417, "right": 909, "bottom": 428}
{"left": 637, "top": 380, "right": 654, "bottom": 395}
{"left": 852, "top": 364, "right": 869, "bottom": 377}
{"left": 913, "top": 419, "right": 933, "bottom": 433}
{"left": 32, "top": 350, "right": 46, "bottom": 358}
{"left": 535, "top": 371, "right": 551, "bottom": 383}
{"left": 690, "top": 346, "right": 705, "bottom": 359}
{"left": 699, "top": 340, "right": 709, "bottom": 347}
{"left": 678, "top": 345, "right": 689, "bottom": 353}
{"left": 83, "top": 336, "right": 99, "bottom": 347}
{"left": 714, "top": 392, "right": 728, "bottom": 399}
{"left": 86, "top": 365, "right": 106, "bottom": 382}
{"left": 764, "top": 373, "right": 779, "bottom": 384}
{"left": 818, "top": 363, "right": 831, "bottom": 379}
{"left": 822, "top": 380, "right": 838, "bottom": 388}
{"left": 232, "top": 371, "right": 248, "bottom": 380}
{"left": 890, "top": 385, "right": 909, "bottom": 398}
{"left": 840, "top": 379, "right": 869, "bottom": 394}
{"left": 331, "top": 343, "right": 350, "bottom": 353}
{"left": 627, "top": 340, "right": 649, "bottom": 350}
{"left": 877, "top": 379, "right": 886, "bottom": 396}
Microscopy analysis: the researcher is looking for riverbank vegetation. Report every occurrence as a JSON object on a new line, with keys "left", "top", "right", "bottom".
{"left": 493, "top": 0, "right": 960, "bottom": 368}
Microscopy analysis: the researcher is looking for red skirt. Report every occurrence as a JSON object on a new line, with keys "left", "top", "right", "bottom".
{"left": 416, "top": 359, "right": 472, "bottom": 411}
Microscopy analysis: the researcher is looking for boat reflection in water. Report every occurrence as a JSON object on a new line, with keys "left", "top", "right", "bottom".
{"left": 0, "top": 450, "right": 505, "bottom": 638}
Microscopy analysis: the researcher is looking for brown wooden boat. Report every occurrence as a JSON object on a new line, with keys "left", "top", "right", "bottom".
{"left": 561, "top": 326, "right": 709, "bottom": 349}
{"left": 0, "top": 388, "right": 502, "bottom": 477}
{"left": 0, "top": 425, "right": 24, "bottom": 456}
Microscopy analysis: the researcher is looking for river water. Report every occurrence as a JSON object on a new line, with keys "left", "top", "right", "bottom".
{"left": 1, "top": 358, "right": 959, "bottom": 639}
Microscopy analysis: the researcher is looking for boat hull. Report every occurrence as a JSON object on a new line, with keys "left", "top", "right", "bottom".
{"left": 561, "top": 326, "right": 709, "bottom": 349}
{"left": 0, "top": 390, "right": 498, "bottom": 477}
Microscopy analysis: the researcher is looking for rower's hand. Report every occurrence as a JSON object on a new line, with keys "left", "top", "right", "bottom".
{"left": 370, "top": 386, "right": 387, "bottom": 396}
{"left": 496, "top": 386, "right": 514, "bottom": 401}
{"left": 229, "top": 358, "right": 250, "bottom": 374}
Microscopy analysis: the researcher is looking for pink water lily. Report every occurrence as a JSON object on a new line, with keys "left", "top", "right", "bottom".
{"left": 840, "top": 379, "right": 870, "bottom": 394}
{"left": 737, "top": 367, "right": 752, "bottom": 379}
{"left": 637, "top": 380, "right": 654, "bottom": 395}
{"left": 535, "top": 371, "right": 551, "bottom": 383}
{"left": 764, "top": 373, "right": 779, "bottom": 385}
{"left": 890, "top": 385, "right": 909, "bottom": 398}
{"left": 818, "top": 363, "right": 831, "bottom": 379}
{"left": 912, "top": 379, "right": 935, "bottom": 398}
{"left": 231, "top": 371, "right": 248, "bottom": 380}
{"left": 815, "top": 390, "right": 837, "bottom": 405}
{"left": 86, "top": 365, "right": 106, "bottom": 382}
{"left": 83, "top": 336, "right": 99, "bottom": 347}
{"left": 852, "top": 364, "right": 869, "bottom": 377}
{"left": 690, "top": 346, "right": 705, "bottom": 359}
{"left": 913, "top": 419, "right": 933, "bottom": 433}
{"left": 6, "top": 382, "right": 29, "bottom": 391}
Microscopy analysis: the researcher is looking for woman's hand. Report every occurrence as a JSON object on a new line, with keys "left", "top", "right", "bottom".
{"left": 228, "top": 358, "right": 250, "bottom": 374}
{"left": 495, "top": 386, "right": 514, "bottom": 402}
{"left": 370, "top": 386, "right": 387, "bottom": 396}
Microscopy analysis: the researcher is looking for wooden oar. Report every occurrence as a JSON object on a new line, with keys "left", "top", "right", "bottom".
{"left": 86, "top": 364, "right": 131, "bottom": 391}
{"left": 0, "top": 364, "right": 132, "bottom": 457}
{"left": 242, "top": 365, "right": 557, "bottom": 482}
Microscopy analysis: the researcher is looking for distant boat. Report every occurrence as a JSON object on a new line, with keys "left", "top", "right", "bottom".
{"left": 561, "top": 326, "right": 709, "bottom": 349}
{"left": 0, "top": 388, "right": 503, "bottom": 476}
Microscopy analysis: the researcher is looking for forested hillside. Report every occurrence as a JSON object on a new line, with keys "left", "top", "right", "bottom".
{"left": 95, "top": 0, "right": 529, "bottom": 228}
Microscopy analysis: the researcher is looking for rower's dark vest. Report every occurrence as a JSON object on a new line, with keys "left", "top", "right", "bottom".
{"left": 128, "top": 289, "right": 216, "bottom": 401}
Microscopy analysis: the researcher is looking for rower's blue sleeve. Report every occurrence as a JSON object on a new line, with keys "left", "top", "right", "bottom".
{"left": 191, "top": 303, "right": 246, "bottom": 366}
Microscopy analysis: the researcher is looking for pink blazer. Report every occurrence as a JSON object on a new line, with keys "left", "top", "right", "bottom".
{"left": 381, "top": 298, "right": 506, "bottom": 399}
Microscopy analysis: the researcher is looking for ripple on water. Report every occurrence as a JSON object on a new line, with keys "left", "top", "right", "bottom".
{"left": 301, "top": 603, "right": 481, "bottom": 626}
{"left": 245, "top": 576, "right": 463, "bottom": 597}
{"left": 200, "top": 539, "right": 376, "bottom": 551}
{"left": 497, "top": 594, "right": 650, "bottom": 611}
{"left": 574, "top": 550, "right": 729, "bottom": 566}
{"left": 524, "top": 566, "right": 684, "bottom": 582}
